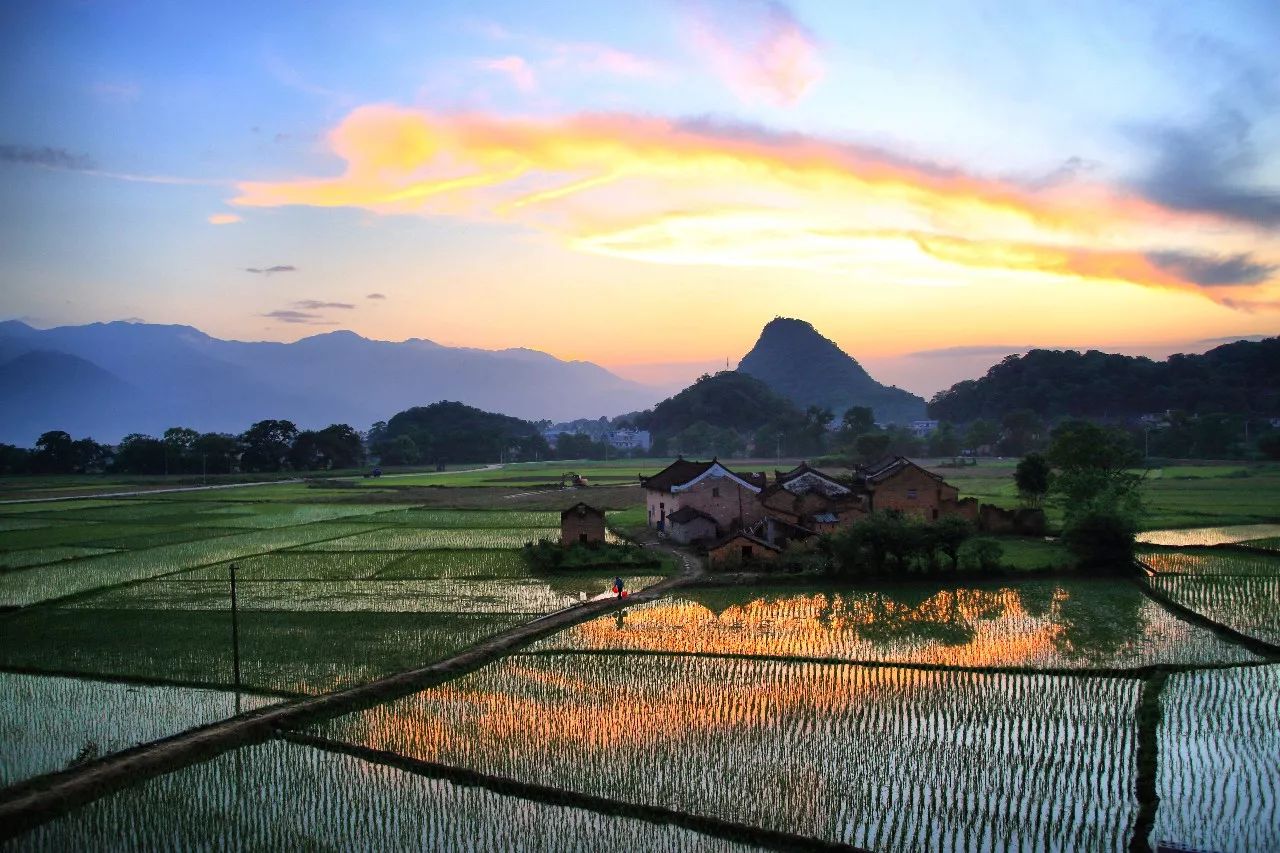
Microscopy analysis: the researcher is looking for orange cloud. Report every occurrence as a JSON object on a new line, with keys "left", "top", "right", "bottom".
{"left": 231, "top": 105, "right": 1280, "bottom": 307}
{"left": 207, "top": 212, "right": 241, "bottom": 225}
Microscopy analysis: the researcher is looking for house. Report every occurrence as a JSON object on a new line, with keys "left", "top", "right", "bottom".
{"left": 607, "top": 428, "right": 651, "bottom": 452}
{"left": 708, "top": 530, "right": 781, "bottom": 566}
{"left": 665, "top": 506, "right": 718, "bottom": 544}
{"left": 640, "top": 458, "right": 766, "bottom": 535}
{"left": 560, "top": 502, "right": 606, "bottom": 545}
{"left": 758, "top": 462, "right": 867, "bottom": 535}
{"left": 854, "top": 456, "right": 974, "bottom": 521}
{"left": 909, "top": 419, "right": 940, "bottom": 438}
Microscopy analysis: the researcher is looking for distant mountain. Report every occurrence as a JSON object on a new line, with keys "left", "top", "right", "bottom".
{"left": 927, "top": 338, "right": 1280, "bottom": 422}
{"left": 737, "top": 317, "right": 926, "bottom": 424}
{"left": 636, "top": 371, "right": 797, "bottom": 437}
{"left": 0, "top": 321, "right": 662, "bottom": 445}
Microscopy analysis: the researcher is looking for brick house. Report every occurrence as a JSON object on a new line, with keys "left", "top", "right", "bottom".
{"left": 759, "top": 462, "right": 868, "bottom": 534}
{"left": 560, "top": 502, "right": 606, "bottom": 545}
{"left": 855, "top": 456, "right": 972, "bottom": 521}
{"left": 708, "top": 531, "right": 780, "bottom": 566}
{"left": 665, "top": 506, "right": 719, "bottom": 545}
{"left": 640, "top": 458, "right": 766, "bottom": 536}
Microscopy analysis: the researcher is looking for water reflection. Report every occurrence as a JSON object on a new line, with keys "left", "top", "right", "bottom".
{"left": 532, "top": 581, "right": 1257, "bottom": 668}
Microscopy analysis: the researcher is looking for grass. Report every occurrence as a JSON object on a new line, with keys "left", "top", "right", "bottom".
{"left": 992, "top": 536, "right": 1076, "bottom": 571}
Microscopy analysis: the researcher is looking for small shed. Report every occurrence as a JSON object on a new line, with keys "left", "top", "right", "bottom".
{"left": 666, "top": 506, "right": 719, "bottom": 545}
{"left": 561, "top": 502, "right": 606, "bottom": 546}
{"left": 708, "top": 531, "right": 781, "bottom": 566}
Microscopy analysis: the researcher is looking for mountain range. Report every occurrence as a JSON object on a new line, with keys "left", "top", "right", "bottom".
{"left": 0, "top": 321, "right": 660, "bottom": 445}
{"left": 738, "top": 317, "right": 927, "bottom": 424}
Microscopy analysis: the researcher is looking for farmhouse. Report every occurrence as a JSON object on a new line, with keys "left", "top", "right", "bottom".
{"left": 854, "top": 456, "right": 976, "bottom": 522}
{"left": 665, "top": 506, "right": 719, "bottom": 545}
{"left": 708, "top": 531, "right": 781, "bottom": 566}
{"left": 560, "top": 502, "right": 606, "bottom": 545}
{"left": 759, "top": 462, "right": 868, "bottom": 533}
{"left": 640, "top": 458, "right": 766, "bottom": 537}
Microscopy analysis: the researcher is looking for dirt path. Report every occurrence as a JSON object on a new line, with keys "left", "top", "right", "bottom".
{"left": 0, "top": 544, "right": 700, "bottom": 839}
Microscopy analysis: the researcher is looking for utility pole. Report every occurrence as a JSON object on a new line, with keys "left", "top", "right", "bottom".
{"left": 229, "top": 562, "right": 242, "bottom": 715}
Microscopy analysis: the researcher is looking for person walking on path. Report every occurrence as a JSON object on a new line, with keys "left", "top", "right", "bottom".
{"left": 613, "top": 576, "right": 625, "bottom": 598}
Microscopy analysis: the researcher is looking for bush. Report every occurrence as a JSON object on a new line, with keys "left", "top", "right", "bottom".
{"left": 523, "top": 539, "right": 659, "bottom": 572}
{"left": 958, "top": 538, "right": 1003, "bottom": 572}
{"left": 1061, "top": 503, "right": 1137, "bottom": 572}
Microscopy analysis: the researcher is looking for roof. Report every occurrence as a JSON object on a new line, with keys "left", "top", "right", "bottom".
{"left": 858, "top": 456, "right": 944, "bottom": 485}
{"left": 667, "top": 506, "right": 717, "bottom": 525}
{"left": 709, "top": 530, "right": 781, "bottom": 553}
{"left": 560, "top": 502, "right": 605, "bottom": 519}
{"left": 773, "top": 461, "right": 852, "bottom": 496}
{"left": 639, "top": 458, "right": 766, "bottom": 493}
{"left": 759, "top": 482, "right": 864, "bottom": 514}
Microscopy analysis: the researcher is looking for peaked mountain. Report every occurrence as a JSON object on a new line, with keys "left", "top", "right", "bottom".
{"left": 737, "top": 317, "right": 926, "bottom": 424}
{"left": 0, "top": 321, "right": 662, "bottom": 445}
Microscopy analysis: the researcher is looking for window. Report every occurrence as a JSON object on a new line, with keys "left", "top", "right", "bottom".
{"left": 579, "top": 533, "right": 588, "bottom": 543}
{"left": 742, "top": 546, "right": 753, "bottom": 559}
{"left": 712, "top": 487, "right": 720, "bottom": 498}
{"left": 907, "top": 488, "right": 918, "bottom": 499}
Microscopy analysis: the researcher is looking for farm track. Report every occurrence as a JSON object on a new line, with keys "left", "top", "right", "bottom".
{"left": 281, "top": 730, "right": 868, "bottom": 853}
{"left": 1128, "top": 570, "right": 1280, "bottom": 658}
{"left": 0, "top": 553, "right": 700, "bottom": 840}
{"left": 0, "top": 665, "right": 304, "bottom": 702}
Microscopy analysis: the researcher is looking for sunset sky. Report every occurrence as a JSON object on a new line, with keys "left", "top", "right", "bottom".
{"left": 2, "top": 0, "right": 1278, "bottom": 395}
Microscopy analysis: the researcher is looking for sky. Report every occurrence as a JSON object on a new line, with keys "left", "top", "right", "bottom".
{"left": 1, "top": 0, "right": 1278, "bottom": 397}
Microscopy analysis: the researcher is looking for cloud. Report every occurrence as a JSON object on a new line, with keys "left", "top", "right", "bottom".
{"left": 1196, "top": 334, "right": 1270, "bottom": 345}
{"left": 1146, "top": 251, "right": 1275, "bottom": 287}
{"left": 478, "top": 55, "right": 538, "bottom": 93}
{"left": 685, "top": 0, "right": 823, "bottom": 105}
{"left": 366, "top": 292, "right": 386, "bottom": 299}
{"left": 208, "top": 213, "right": 241, "bottom": 225}
{"left": 906, "top": 344, "right": 1035, "bottom": 358}
{"left": 293, "top": 300, "right": 354, "bottom": 310}
{"left": 0, "top": 144, "right": 95, "bottom": 170}
{"left": 245, "top": 265, "right": 297, "bottom": 275}
{"left": 230, "top": 105, "right": 1280, "bottom": 308}
{"left": 261, "top": 309, "right": 333, "bottom": 324}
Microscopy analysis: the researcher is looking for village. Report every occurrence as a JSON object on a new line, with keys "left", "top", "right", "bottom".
{"left": 558, "top": 456, "right": 1047, "bottom": 566}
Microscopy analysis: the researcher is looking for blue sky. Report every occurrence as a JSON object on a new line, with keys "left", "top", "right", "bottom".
{"left": 1, "top": 0, "right": 1277, "bottom": 393}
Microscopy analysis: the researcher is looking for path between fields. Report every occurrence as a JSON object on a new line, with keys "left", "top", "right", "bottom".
{"left": 0, "top": 464, "right": 505, "bottom": 505}
{"left": 0, "top": 538, "right": 703, "bottom": 838}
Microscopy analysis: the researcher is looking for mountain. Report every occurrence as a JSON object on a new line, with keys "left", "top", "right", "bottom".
{"left": 927, "top": 338, "right": 1280, "bottom": 422}
{"left": 635, "top": 371, "right": 798, "bottom": 437}
{"left": 0, "top": 321, "right": 662, "bottom": 445}
{"left": 737, "top": 317, "right": 926, "bottom": 424}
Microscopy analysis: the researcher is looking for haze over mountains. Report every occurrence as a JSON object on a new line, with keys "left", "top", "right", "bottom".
{"left": 0, "top": 321, "right": 660, "bottom": 445}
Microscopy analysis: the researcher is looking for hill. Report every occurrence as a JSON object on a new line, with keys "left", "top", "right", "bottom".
{"left": 635, "top": 371, "right": 798, "bottom": 437}
{"left": 378, "top": 401, "right": 546, "bottom": 465}
{"left": 737, "top": 317, "right": 926, "bottom": 424}
{"left": 0, "top": 321, "right": 662, "bottom": 445}
{"left": 928, "top": 338, "right": 1280, "bottom": 421}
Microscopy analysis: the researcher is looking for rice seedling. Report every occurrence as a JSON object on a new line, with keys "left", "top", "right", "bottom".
{"left": 1241, "top": 536, "right": 1280, "bottom": 551}
{"left": 0, "top": 608, "right": 530, "bottom": 696}
{"left": 0, "top": 518, "right": 52, "bottom": 532}
{"left": 1136, "top": 524, "right": 1280, "bottom": 547}
{"left": 373, "top": 549, "right": 534, "bottom": 580}
{"left": 0, "top": 523, "right": 111, "bottom": 550}
{"left": 365, "top": 509, "right": 561, "bottom": 528}
{"left": 315, "top": 654, "right": 1141, "bottom": 852}
{"left": 176, "top": 552, "right": 406, "bottom": 581}
{"left": 20, "top": 740, "right": 756, "bottom": 851}
{"left": 193, "top": 503, "right": 416, "bottom": 529}
{"left": 293, "top": 527, "right": 558, "bottom": 551}
{"left": 1152, "top": 665, "right": 1280, "bottom": 853}
{"left": 0, "top": 546, "right": 119, "bottom": 571}
{"left": 1139, "top": 547, "right": 1280, "bottom": 577}
{"left": 1148, "top": 575, "right": 1280, "bottom": 645}
{"left": 0, "top": 522, "right": 379, "bottom": 607}
{"left": 533, "top": 581, "right": 1259, "bottom": 668}
{"left": 0, "top": 672, "right": 276, "bottom": 788}
{"left": 77, "top": 525, "right": 248, "bottom": 550}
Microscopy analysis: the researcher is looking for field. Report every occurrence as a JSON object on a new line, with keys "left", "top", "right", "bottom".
{"left": 2, "top": 466, "right": 1278, "bottom": 851}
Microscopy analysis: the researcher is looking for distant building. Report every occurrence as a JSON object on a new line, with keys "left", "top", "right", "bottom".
{"left": 606, "top": 428, "right": 651, "bottom": 452}
{"left": 560, "top": 502, "right": 606, "bottom": 546}
{"left": 909, "top": 420, "right": 939, "bottom": 438}
{"left": 639, "top": 458, "right": 766, "bottom": 536}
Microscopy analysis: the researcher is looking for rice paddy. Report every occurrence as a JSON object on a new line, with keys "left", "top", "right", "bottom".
{"left": 1, "top": 485, "right": 1277, "bottom": 851}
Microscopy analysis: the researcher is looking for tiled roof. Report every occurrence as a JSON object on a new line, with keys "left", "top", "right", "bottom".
{"left": 639, "top": 458, "right": 766, "bottom": 492}
{"left": 667, "top": 506, "right": 717, "bottom": 525}
{"left": 709, "top": 530, "right": 781, "bottom": 553}
{"left": 560, "top": 502, "right": 605, "bottom": 519}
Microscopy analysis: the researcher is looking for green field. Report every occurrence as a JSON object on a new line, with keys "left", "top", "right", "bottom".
{"left": 2, "top": 467, "right": 1278, "bottom": 850}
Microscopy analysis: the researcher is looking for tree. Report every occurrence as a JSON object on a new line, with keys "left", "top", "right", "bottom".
{"left": 71, "top": 438, "right": 110, "bottom": 473}
{"left": 163, "top": 427, "right": 200, "bottom": 474}
{"left": 1000, "top": 409, "right": 1044, "bottom": 456}
{"left": 316, "top": 424, "right": 363, "bottom": 469}
{"left": 854, "top": 433, "right": 892, "bottom": 464}
{"left": 931, "top": 516, "right": 973, "bottom": 571}
{"left": 193, "top": 433, "right": 238, "bottom": 474}
{"left": 963, "top": 419, "right": 1000, "bottom": 453}
{"left": 30, "top": 431, "right": 76, "bottom": 474}
{"left": 1259, "top": 430, "right": 1280, "bottom": 461}
{"left": 0, "top": 444, "right": 31, "bottom": 475}
{"left": 927, "top": 422, "right": 960, "bottom": 457}
{"left": 112, "top": 434, "right": 167, "bottom": 474}
{"left": 1014, "top": 453, "right": 1052, "bottom": 508}
{"left": 555, "top": 432, "right": 608, "bottom": 460}
{"left": 841, "top": 406, "right": 875, "bottom": 436}
{"left": 1047, "top": 420, "right": 1145, "bottom": 571}
{"left": 378, "top": 434, "right": 420, "bottom": 465}
{"left": 288, "top": 430, "right": 325, "bottom": 470}
{"left": 238, "top": 420, "right": 299, "bottom": 472}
